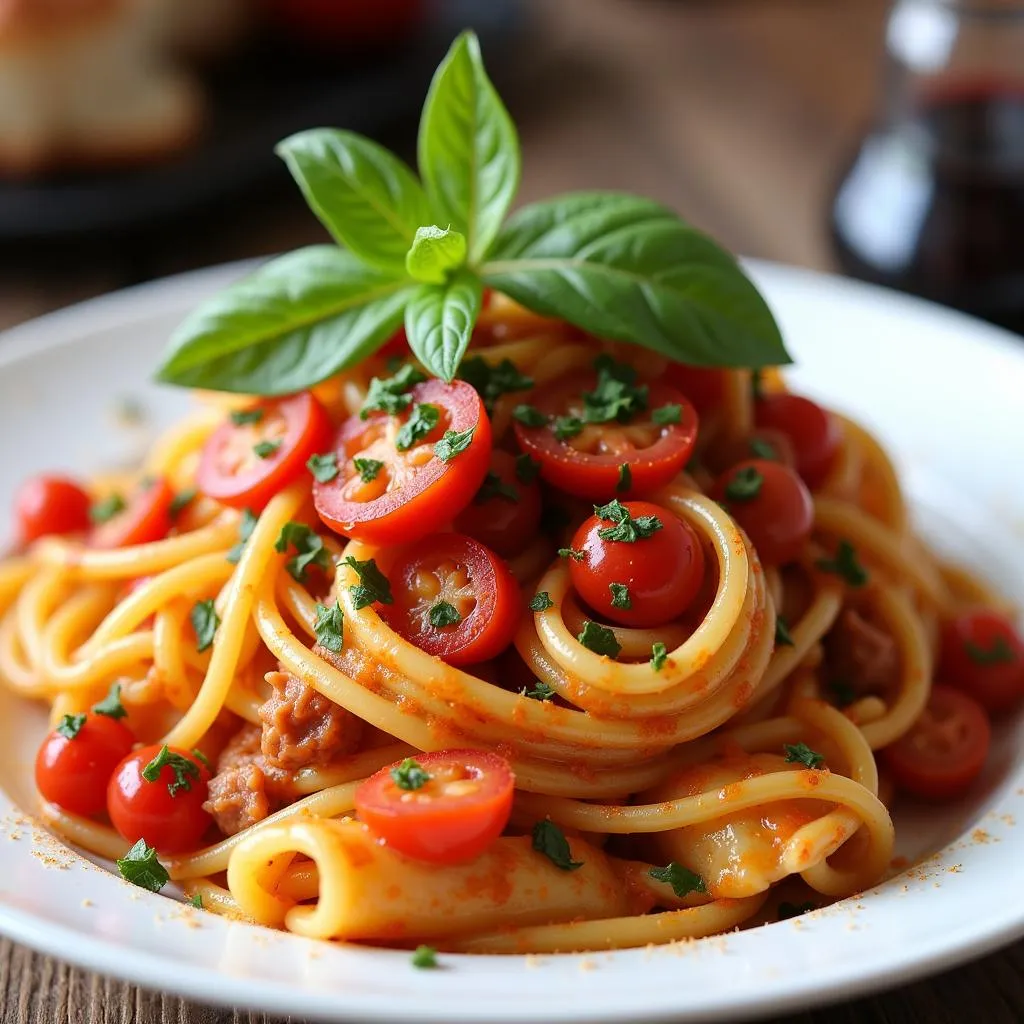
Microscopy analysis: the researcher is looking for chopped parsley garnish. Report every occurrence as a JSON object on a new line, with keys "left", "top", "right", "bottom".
{"left": 190, "top": 599, "right": 220, "bottom": 653}
{"left": 353, "top": 457, "right": 384, "bottom": 484}
{"left": 142, "top": 744, "right": 202, "bottom": 797}
{"left": 651, "top": 642, "right": 668, "bottom": 671}
{"left": 649, "top": 862, "right": 706, "bottom": 899}
{"left": 609, "top": 582, "right": 632, "bottom": 609}
{"left": 89, "top": 493, "right": 125, "bottom": 525}
{"left": 778, "top": 900, "right": 816, "bottom": 921}
{"left": 578, "top": 620, "right": 621, "bottom": 657}
{"left": 391, "top": 758, "right": 431, "bottom": 791}
{"left": 751, "top": 369, "right": 764, "bottom": 400}
{"left": 56, "top": 713, "right": 86, "bottom": 740}
{"left": 253, "top": 439, "right": 282, "bottom": 459}
{"left": 724, "top": 465, "right": 763, "bottom": 502}
{"left": 459, "top": 356, "right": 533, "bottom": 409}
{"left": 826, "top": 679, "right": 856, "bottom": 708}
{"left": 749, "top": 437, "right": 779, "bottom": 461}
{"left": 230, "top": 408, "right": 264, "bottom": 426}
{"left": 226, "top": 508, "right": 258, "bottom": 565}
{"left": 92, "top": 682, "right": 127, "bottom": 719}
{"left": 434, "top": 425, "right": 475, "bottom": 462}
{"left": 396, "top": 403, "right": 441, "bottom": 451}
{"left": 616, "top": 463, "right": 632, "bottom": 493}
{"left": 775, "top": 616, "right": 795, "bottom": 647}
{"left": 531, "top": 820, "right": 583, "bottom": 871}
{"left": 512, "top": 404, "right": 547, "bottom": 427}
{"left": 169, "top": 488, "right": 197, "bottom": 519}
{"left": 582, "top": 355, "right": 648, "bottom": 423}
{"left": 529, "top": 592, "right": 554, "bottom": 612}
{"left": 116, "top": 839, "right": 169, "bottom": 893}
{"left": 784, "top": 742, "right": 825, "bottom": 769}
{"left": 306, "top": 452, "right": 339, "bottom": 483}
{"left": 313, "top": 601, "right": 344, "bottom": 653}
{"left": 515, "top": 454, "right": 541, "bottom": 484}
{"left": 429, "top": 601, "right": 462, "bottom": 628}
{"left": 523, "top": 681, "right": 556, "bottom": 701}
{"left": 816, "top": 540, "right": 869, "bottom": 587}
{"left": 190, "top": 893, "right": 204, "bottom": 909}
{"left": 965, "top": 636, "right": 1016, "bottom": 665}
{"left": 274, "top": 522, "right": 331, "bottom": 583}
{"left": 360, "top": 364, "right": 426, "bottom": 418}
{"left": 552, "top": 415, "right": 584, "bottom": 441}
{"left": 594, "top": 499, "right": 663, "bottom": 543}
{"left": 558, "top": 547, "right": 585, "bottom": 561}
{"left": 476, "top": 471, "right": 518, "bottom": 504}
{"left": 343, "top": 555, "right": 393, "bottom": 609}
{"left": 652, "top": 403, "right": 682, "bottom": 425}
{"left": 411, "top": 945, "right": 438, "bottom": 969}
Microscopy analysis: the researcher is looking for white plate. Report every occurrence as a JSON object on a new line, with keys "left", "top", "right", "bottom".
{"left": 0, "top": 260, "right": 1022, "bottom": 1024}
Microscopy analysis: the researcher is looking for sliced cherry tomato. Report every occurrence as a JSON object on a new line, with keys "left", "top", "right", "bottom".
{"left": 380, "top": 532, "right": 520, "bottom": 667}
{"left": 355, "top": 749, "right": 514, "bottom": 864}
{"left": 569, "top": 500, "right": 705, "bottom": 627}
{"left": 514, "top": 372, "right": 698, "bottom": 501}
{"left": 197, "top": 392, "right": 332, "bottom": 511}
{"left": 90, "top": 477, "right": 174, "bottom": 549}
{"left": 884, "top": 686, "right": 991, "bottom": 800}
{"left": 107, "top": 743, "right": 212, "bottom": 853}
{"left": 940, "top": 610, "right": 1024, "bottom": 714}
{"left": 664, "top": 364, "right": 726, "bottom": 418}
{"left": 710, "top": 459, "right": 813, "bottom": 566}
{"left": 754, "top": 393, "right": 841, "bottom": 489}
{"left": 704, "top": 427, "right": 796, "bottom": 476}
{"left": 314, "top": 379, "right": 491, "bottom": 546}
{"left": 14, "top": 474, "right": 91, "bottom": 544}
{"left": 35, "top": 713, "right": 135, "bottom": 817}
{"left": 454, "top": 450, "right": 542, "bottom": 557}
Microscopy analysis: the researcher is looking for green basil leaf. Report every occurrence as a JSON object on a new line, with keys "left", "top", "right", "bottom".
{"left": 276, "top": 129, "right": 429, "bottom": 274}
{"left": 404, "top": 269, "right": 483, "bottom": 382}
{"left": 406, "top": 225, "right": 468, "bottom": 284}
{"left": 417, "top": 30, "right": 520, "bottom": 263}
{"left": 482, "top": 192, "right": 790, "bottom": 368}
{"left": 156, "top": 247, "right": 414, "bottom": 395}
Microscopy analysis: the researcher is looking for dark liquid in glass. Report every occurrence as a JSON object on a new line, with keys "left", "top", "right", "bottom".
{"left": 831, "top": 84, "right": 1024, "bottom": 334}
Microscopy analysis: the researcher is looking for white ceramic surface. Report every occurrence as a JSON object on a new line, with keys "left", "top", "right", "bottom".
{"left": 0, "top": 260, "right": 1021, "bottom": 1024}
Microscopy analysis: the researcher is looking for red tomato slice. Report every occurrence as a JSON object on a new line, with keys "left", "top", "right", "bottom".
{"left": 355, "top": 749, "right": 514, "bottom": 864}
{"left": 14, "top": 474, "right": 92, "bottom": 544}
{"left": 514, "top": 373, "right": 697, "bottom": 501}
{"left": 454, "top": 450, "right": 542, "bottom": 557}
{"left": 35, "top": 713, "right": 135, "bottom": 817}
{"left": 90, "top": 478, "right": 175, "bottom": 549}
{"left": 314, "top": 380, "right": 491, "bottom": 546}
{"left": 107, "top": 743, "right": 212, "bottom": 853}
{"left": 380, "top": 533, "right": 520, "bottom": 667}
{"left": 883, "top": 686, "right": 991, "bottom": 800}
{"left": 940, "top": 610, "right": 1024, "bottom": 714}
{"left": 197, "top": 392, "right": 332, "bottom": 511}
{"left": 569, "top": 500, "right": 705, "bottom": 628}
{"left": 754, "top": 393, "right": 841, "bottom": 489}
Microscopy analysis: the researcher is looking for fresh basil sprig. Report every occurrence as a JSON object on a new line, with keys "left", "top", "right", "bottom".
{"left": 156, "top": 30, "right": 789, "bottom": 394}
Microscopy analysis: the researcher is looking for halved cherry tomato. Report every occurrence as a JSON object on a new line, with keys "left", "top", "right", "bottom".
{"left": 380, "top": 533, "right": 520, "bottom": 666}
{"left": 514, "top": 372, "right": 697, "bottom": 501}
{"left": 884, "top": 686, "right": 991, "bottom": 800}
{"left": 314, "top": 380, "right": 491, "bottom": 546}
{"left": 35, "top": 713, "right": 135, "bottom": 817}
{"left": 665, "top": 364, "right": 726, "bottom": 418}
{"left": 355, "top": 749, "right": 514, "bottom": 864}
{"left": 14, "top": 474, "right": 91, "bottom": 544}
{"left": 569, "top": 501, "right": 705, "bottom": 627}
{"left": 107, "top": 743, "right": 212, "bottom": 853}
{"left": 704, "top": 428, "right": 796, "bottom": 476}
{"left": 754, "top": 393, "right": 841, "bottom": 489}
{"left": 90, "top": 477, "right": 175, "bottom": 549}
{"left": 940, "top": 610, "right": 1024, "bottom": 714}
{"left": 454, "top": 450, "right": 542, "bottom": 557}
{"left": 197, "top": 392, "right": 332, "bottom": 511}
{"left": 710, "top": 459, "right": 813, "bottom": 566}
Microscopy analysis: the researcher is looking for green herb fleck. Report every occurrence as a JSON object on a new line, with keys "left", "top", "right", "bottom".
{"left": 552, "top": 415, "right": 584, "bottom": 441}
{"left": 306, "top": 452, "right": 339, "bottom": 483}
{"left": 965, "top": 636, "right": 1016, "bottom": 666}
{"left": 577, "top": 620, "right": 621, "bottom": 657}
{"left": 609, "top": 582, "right": 631, "bottom": 609}
{"left": 230, "top": 408, "right": 264, "bottom": 426}
{"left": 529, "top": 592, "right": 554, "bottom": 612}
{"left": 361, "top": 365, "right": 426, "bottom": 418}
{"left": 411, "top": 945, "right": 438, "bottom": 969}
{"left": 775, "top": 616, "right": 795, "bottom": 647}
{"left": 169, "top": 488, "right": 197, "bottom": 519}
{"left": 724, "top": 465, "right": 763, "bottom": 502}
{"left": 594, "top": 499, "right": 662, "bottom": 543}
{"left": 226, "top": 508, "right": 258, "bottom": 565}
{"left": 532, "top": 820, "right": 583, "bottom": 871}
{"left": 459, "top": 357, "right": 533, "bottom": 409}
{"left": 353, "top": 457, "right": 385, "bottom": 484}
{"left": 275, "top": 522, "right": 332, "bottom": 583}
{"left": 652, "top": 403, "right": 682, "bottom": 426}
{"left": 391, "top": 758, "right": 431, "bottom": 791}
{"left": 89, "top": 494, "right": 125, "bottom": 525}
{"left": 190, "top": 893, "right": 204, "bottom": 909}
{"left": 429, "top": 601, "right": 462, "bottom": 628}
{"left": 343, "top": 555, "right": 393, "bottom": 609}
{"left": 649, "top": 862, "right": 706, "bottom": 899}
{"left": 92, "top": 682, "right": 127, "bottom": 720}
{"left": 523, "top": 681, "right": 556, "bottom": 701}
{"left": 816, "top": 541, "right": 869, "bottom": 587}
{"left": 784, "top": 742, "right": 825, "bottom": 769}
{"left": 476, "top": 470, "right": 518, "bottom": 504}
{"left": 142, "top": 744, "right": 202, "bottom": 797}
{"left": 313, "top": 601, "right": 344, "bottom": 653}
{"left": 616, "top": 462, "right": 632, "bottom": 493}
{"left": 651, "top": 642, "right": 668, "bottom": 671}
{"left": 558, "top": 547, "right": 585, "bottom": 561}
{"left": 116, "top": 839, "right": 169, "bottom": 893}
{"left": 582, "top": 355, "right": 648, "bottom": 423}
{"left": 190, "top": 599, "right": 220, "bottom": 653}
{"left": 396, "top": 403, "right": 441, "bottom": 451}
{"left": 434, "top": 425, "right": 475, "bottom": 462}
{"left": 749, "top": 437, "right": 779, "bottom": 460}
{"left": 56, "top": 713, "right": 86, "bottom": 740}
{"left": 253, "top": 439, "right": 282, "bottom": 459}
{"left": 826, "top": 679, "right": 856, "bottom": 708}
{"left": 515, "top": 454, "right": 541, "bottom": 484}
{"left": 513, "top": 404, "right": 547, "bottom": 428}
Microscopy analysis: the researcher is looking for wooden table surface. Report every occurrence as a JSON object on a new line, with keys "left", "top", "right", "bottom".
{"left": 1, "top": 1, "right": 1022, "bottom": 1021}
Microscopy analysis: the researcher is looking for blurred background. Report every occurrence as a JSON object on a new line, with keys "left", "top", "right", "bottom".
{"left": 1, "top": 0, "right": 1022, "bottom": 336}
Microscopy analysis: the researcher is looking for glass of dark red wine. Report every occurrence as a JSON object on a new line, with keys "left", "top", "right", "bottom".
{"left": 831, "top": 0, "right": 1024, "bottom": 334}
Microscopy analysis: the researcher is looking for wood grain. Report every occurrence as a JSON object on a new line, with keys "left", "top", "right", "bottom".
{"left": 0, "top": 0, "right": 1022, "bottom": 1021}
